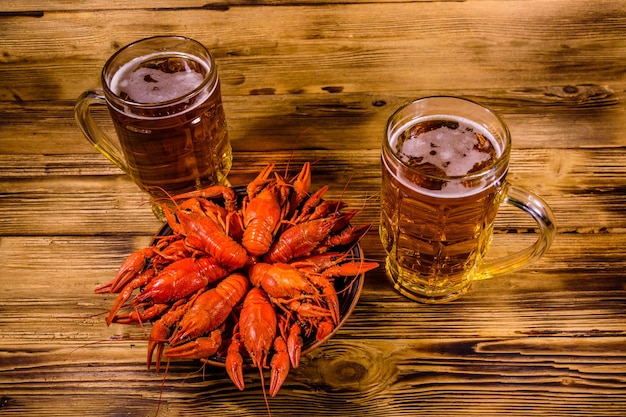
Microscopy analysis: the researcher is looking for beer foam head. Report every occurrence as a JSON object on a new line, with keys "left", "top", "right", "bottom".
{"left": 390, "top": 116, "right": 502, "bottom": 197}
{"left": 397, "top": 118, "right": 497, "bottom": 177}
{"left": 112, "top": 53, "right": 207, "bottom": 104}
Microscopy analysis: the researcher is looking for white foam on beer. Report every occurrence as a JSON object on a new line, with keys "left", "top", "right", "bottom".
{"left": 403, "top": 118, "right": 494, "bottom": 176}
{"left": 390, "top": 115, "right": 503, "bottom": 198}
{"left": 111, "top": 52, "right": 207, "bottom": 104}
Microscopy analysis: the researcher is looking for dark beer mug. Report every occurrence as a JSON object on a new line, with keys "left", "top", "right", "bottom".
{"left": 75, "top": 36, "right": 232, "bottom": 216}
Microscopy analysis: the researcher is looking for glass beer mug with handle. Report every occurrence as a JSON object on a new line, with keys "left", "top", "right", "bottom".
{"left": 75, "top": 36, "right": 232, "bottom": 217}
{"left": 380, "top": 96, "right": 556, "bottom": 303}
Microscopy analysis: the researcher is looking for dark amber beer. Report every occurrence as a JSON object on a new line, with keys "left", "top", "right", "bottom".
{"left": 76, "top": 36, "right": 231, "bottom": 206}
{"left": 380, "top": 97, "right": 556, "bottom": 303}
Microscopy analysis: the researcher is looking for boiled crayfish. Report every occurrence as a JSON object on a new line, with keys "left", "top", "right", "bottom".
{"left": 96, "top": 162, "right": 378, "bottom": 408}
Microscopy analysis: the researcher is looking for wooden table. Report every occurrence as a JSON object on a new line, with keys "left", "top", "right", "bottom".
{"left": 2, "top": 1, "right": 625, "bottom": 416}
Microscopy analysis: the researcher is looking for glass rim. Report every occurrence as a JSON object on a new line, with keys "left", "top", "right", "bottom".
{"left": 100, "top": 35, "right": 217, "bottom": 110}
{"left": 383, "top": 95, "right": 512, "bottom": 182}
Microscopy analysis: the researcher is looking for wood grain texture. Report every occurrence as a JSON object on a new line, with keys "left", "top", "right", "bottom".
{"left": 1, "top": 0, "right": 626, "bottom": 416}
{"left": 2, "top": 2, "right": 625, "bottom": 100}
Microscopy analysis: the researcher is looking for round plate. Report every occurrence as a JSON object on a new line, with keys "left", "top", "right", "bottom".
{"left": 151, "top": 186, "right": 365, "bottom": 366}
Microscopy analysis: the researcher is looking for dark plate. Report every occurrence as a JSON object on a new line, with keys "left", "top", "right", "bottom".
{"left": 152, "top": 186, "right": 365, "bottom": 366}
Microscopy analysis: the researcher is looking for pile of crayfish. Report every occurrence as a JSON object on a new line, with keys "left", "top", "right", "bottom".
{"left": 96, "top": 162, "right": 378, "bottom": 402}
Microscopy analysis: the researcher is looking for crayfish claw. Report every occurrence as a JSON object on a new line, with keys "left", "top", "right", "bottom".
{"left": 290, "top": 162, "right": 311, "bottom": 208}
{"left": 104, "top": 269, "right": 154, "bottom": 326}
{"left": 315, "top": 318, "right": 335, "bottom": 342}
{"left": 322, "top": 284, "right": 341, "bottom": 325}
{"left": 321, "top": 223, "right": 372, "bottom": 249}
{"left": 164, "top": 329, "right": 222, "bottom": 360}
{"left": 96, "top": 247, "right": 155, "bottom": 294}
{"left": 170, "top": 184, "right": 238, "bottom": 212}
{"left": 293, "top": 185, "right": 329, "bottom": 224}
{"left": 247, "top": 163, "right": 276, "bottom": 198}
{"left": 225, "top": 333, "right": 245, "bottom": 391}
{"left": 146, "top": 300, "right": 190, "bottom": 371}
{"left": 326, "top": 261, "right": 379, "bottom": 277}
{"left": 147, "top": 339, "right": 167, "bottom": 372}
{"left": 286, "top": 322, "right": 303, "bottom": 368}
{"left": 269, "top": 336, "right": 290, "bottom": 397}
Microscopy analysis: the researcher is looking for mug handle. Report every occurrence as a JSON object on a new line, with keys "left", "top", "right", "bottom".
{"left": 474, "top": 184, "right": 557, "bottom": 280}
{"left": 74, "top": 89, "right": 129, "bottom": 174}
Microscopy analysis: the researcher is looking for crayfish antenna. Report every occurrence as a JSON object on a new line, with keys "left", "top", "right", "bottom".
{"left": 156, "top": 358, "right": 171, "bottom": 417}
{"left": 259, "top": 364, "right": 272, "bottom": 417}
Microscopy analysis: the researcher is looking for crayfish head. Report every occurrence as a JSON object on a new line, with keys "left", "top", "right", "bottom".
{"left": 247, "top": 262, "right": 271, "bottom": 287}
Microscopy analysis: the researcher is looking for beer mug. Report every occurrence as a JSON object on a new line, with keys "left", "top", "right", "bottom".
{"left": 380, "top": 96, "right": 556, "bottom": 303}
{"left": 75, "top": 36, "right": 232, "bottom": 216}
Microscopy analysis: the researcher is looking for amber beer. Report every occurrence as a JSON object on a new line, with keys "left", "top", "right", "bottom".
{"left": 75, "top": 36, "right": 231, "bottom": 207}
{"left": 108, "top": 52, "right": 230, "bottom": 198}
{"left": 380, "top": 96, "right": 556, "bottom": 303}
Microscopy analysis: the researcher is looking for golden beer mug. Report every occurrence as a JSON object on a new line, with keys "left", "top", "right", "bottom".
{"left": 380, "top": 96, "right": 556, "bottom": 303}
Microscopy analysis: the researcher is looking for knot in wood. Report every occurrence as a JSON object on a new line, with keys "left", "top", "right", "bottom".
{"left": 332, "top": 360, "right": 368, "bottom": 384}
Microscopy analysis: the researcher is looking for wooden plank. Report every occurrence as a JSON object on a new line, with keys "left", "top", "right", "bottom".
{"left": 2, "top": 333, "right": 624, "bottom": 417}
{"left": 1, "top": 88, "right": 625, "bottom": 158}
{"left": 1, "top": 1, "right": 625, "bottom": 101}
{"left": 0, "top": 0, "right": 453, "bottom": 13}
